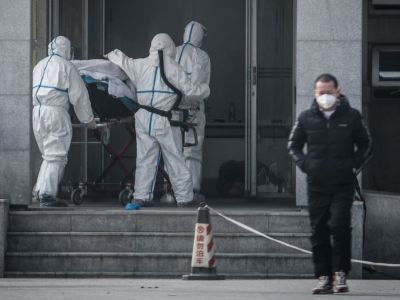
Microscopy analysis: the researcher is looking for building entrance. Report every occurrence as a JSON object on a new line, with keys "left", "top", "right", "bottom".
{"left": 50, "top": 0, "right": 295, "bottom": 203}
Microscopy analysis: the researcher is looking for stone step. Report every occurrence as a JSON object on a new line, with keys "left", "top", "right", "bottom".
{"left": 8, "top": 210, "right": 310, "bottom": 233}
{"left": 4, "top": 271, "right": 314, "bottom": 279}
{"left": 5, "top": 252, "right": 313, "bottom": 275}
{"left": 7, "top": 232, "right": 311, "bottom": 254}
{"left": 6, "top": 209, "right": 314, "bottom": 278}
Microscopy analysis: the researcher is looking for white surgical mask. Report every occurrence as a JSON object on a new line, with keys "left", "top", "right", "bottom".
{"left": 316, "top": 94, "right": 337, "bottom": 110}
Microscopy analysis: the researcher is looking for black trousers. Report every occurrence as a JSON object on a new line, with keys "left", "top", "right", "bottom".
{"left": 307, "top": 188, "right": 354, "bottom": 278}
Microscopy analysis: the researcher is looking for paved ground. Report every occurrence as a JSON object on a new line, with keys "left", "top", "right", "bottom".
{"left": 0, "top": 279, "right": 399, "bottom": 300}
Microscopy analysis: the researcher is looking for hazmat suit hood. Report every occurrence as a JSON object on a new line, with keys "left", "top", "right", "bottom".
{"left": 149, "top": 33, "right": 176, "bottom": 60}
{"left": 183, "top": 21, "right": 207, "bottom": 48}
{"left": 48, "top": 36, "right": 73, "bottom": 60}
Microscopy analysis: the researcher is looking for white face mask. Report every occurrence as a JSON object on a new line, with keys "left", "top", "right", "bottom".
{"left": 316, "top": 94, "right": 337, "bottom": 110}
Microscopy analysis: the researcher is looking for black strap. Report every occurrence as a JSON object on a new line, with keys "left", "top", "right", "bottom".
{"left": 139, "top": 104, "right": 171, "bottom": 118}
{"left": 138, "top": 50, "right": 181, "bottom": 118}
{"left": 138, "top": 50, "right": 198, "bottom": 146}
{"left": 158, "top": 50, "right": 183, "bottom": 111}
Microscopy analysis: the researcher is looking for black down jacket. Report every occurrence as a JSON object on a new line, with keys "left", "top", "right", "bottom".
{"left": 288, "top": 95, "right": 372, "bottom": 191}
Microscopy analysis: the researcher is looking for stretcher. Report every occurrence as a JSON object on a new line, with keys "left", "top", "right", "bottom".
{"left": 70, "top": 75, "right": 172, "bottom": 205}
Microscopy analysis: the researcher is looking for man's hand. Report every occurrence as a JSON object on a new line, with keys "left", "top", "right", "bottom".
{"left": 86, "top": 119, "right": 97, "bottom": 130}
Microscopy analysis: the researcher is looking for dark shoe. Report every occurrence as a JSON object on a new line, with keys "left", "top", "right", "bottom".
{"left": 193, "top": 192, "right": 206, "bottom": 203}
{"left": 333, "top": 271, "right": 349, "bottom": 293}
{"left": 39, "top": 195, "right": 68, "bottom": 207}
{"left": 142, "top": 200, "right": 155, "bottom": 207}
{"left": 39, "top": 194, "right": 54, "bottom": 207}
{"left": 133, "top": 199, "right": 155, "bottom": 207}
{"left": 32, "top": 190, "right": 40, "bottom": 203}
{"left": 312, "top": 276, "right": 333, "bottom": 294}
{"left": 177, "top": 198, "right": 201, "bottom": 208}
{"left": 49, "top": 200, "right": 69, "bottom": 207}
{"left": 39, "top": 200, "right": 52, "bottom": 207}
{"left": 159, "top": 192, "right": 177, "bottom": 207}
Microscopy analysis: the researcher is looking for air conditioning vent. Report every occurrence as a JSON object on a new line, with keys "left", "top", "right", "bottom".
{"left": 372, "top": 0, "right": 400, "bottom": 6}
{"left": 372, "top": 46, "right": 400, "bottom": 87}
{"left": 371, "top": 0, "right": 400, "bottom": 13}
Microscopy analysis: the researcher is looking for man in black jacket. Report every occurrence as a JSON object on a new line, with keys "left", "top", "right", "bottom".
{"left": 288, "top": 74, "right": 372, "bottom": 294}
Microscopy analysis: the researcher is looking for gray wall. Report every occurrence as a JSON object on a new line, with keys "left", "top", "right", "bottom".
{"left": 351, "top": 201, "right": 364, "bottom": 278}
{"left": 364, "top": 191, "right": 400, "bottom": 278}
{"left": 295, "top": 0, "right": 363, "bottom": 206}
{"left": 0, "top": 0, "right": 32, "bottom": 205}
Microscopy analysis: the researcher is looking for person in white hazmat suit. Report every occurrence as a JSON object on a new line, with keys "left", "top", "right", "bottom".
{"left": 176, "top": 21, "right": 211, "bottom": 200}
{"left": 105, "top": 33, "right": 210, "bottom": 208}
{"left": 32, "top": 36, "right": 96, "bottom": 207}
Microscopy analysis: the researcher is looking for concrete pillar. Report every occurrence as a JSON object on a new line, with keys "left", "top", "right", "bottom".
{"left": 295, "top": 0, "right": 363, "bottom": 206}
{"left": 0, "top": 0, "right": 32, "bottom": 205}
{"left": 350, "top": 201, "right": 364, "bottom": 278}
{"left": 0, "top": 199, "right": 10, "bottom": 277}
{"left": 363, "top": 191, "right": 400, "bottom": 279}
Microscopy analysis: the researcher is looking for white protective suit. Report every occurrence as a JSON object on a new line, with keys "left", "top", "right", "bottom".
{"left": 32, "top": 36, "right": 94, "bottom": 198}
{"left": 176, "top": 21, "right": 211, "bottom": 192}
{"left": 107, "top": 33, "right": 210, "bottom": 205}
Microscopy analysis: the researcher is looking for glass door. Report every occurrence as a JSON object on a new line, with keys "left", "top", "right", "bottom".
{"left": 49, "top": 0, "right": 106, "bottom": 189}
{"left": 246, "top": 0, "right": 294, "bottom": 198}
{"left": 50, "top": 0, "right": 105, "bottom": 60}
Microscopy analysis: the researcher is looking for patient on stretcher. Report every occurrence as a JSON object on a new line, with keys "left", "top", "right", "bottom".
{"left": 71, "top": 59, "right": 139, "bottom": 121}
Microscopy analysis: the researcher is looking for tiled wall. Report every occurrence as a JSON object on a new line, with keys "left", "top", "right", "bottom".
{"left": 295, "top": 0, "right": 363, "bottom": 206}
{"left": 0, "top": 0, "right": 32, "bottom": 205}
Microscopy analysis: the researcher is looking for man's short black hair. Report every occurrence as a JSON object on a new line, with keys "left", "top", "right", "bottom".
{"left": 314, "top": 73, "right": 338, "bottom": 88}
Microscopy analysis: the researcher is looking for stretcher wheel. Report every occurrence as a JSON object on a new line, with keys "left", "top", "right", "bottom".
{"left": 118, "top": 188, "right": 133, "bottom": 206}
{"left": 71, "top": 188, "right": 85, "bottom": 205}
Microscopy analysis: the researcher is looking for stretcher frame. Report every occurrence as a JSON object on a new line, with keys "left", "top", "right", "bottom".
{"left": 70, "top": 118, "right": 136, "bottom": 205}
